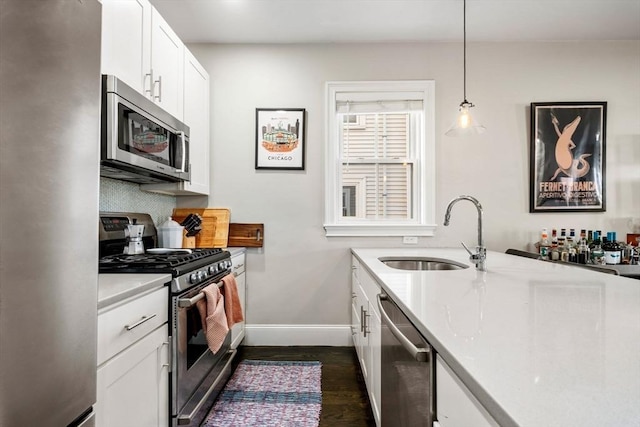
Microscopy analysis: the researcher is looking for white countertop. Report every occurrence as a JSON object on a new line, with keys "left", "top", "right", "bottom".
{"left": 352, "top": 248, "right": 640, "bottom": 427}
{"left": 98, "top": 273, "right": 171, "bottom": 309}
{"left": 226, "top": 247, "right": 246, "bottom": 257}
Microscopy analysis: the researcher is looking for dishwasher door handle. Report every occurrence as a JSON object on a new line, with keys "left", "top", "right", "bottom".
{"left": 377, "top": 293, "right": 429, "bottom": 362}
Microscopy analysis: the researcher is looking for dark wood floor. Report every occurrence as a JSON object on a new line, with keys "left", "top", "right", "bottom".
{"left": 235, "top": 346, "right": 376, "bottom": 427}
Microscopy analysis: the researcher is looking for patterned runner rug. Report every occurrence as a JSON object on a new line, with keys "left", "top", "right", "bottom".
{"left": 202, "top": 360, "right": 322, "bottom": 427}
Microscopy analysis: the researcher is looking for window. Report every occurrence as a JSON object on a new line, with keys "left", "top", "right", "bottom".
{"left": 324, "top": 81, "right": 436, "bottom": 237}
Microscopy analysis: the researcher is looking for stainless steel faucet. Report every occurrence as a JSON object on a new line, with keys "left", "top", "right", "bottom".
{"left": 443, "top": 195, "right": 487, "bottom": 271}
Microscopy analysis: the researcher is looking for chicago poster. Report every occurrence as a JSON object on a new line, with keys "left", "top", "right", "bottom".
{"left": 530, "top": 102, "right": 606, "bottom": 212}
{"left": 255, "top": 108, "right": 306, "bottom": 170}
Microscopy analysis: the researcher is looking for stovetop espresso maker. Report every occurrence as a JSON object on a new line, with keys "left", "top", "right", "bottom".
{"left": 123, "top": 219, "right": 145, "bottom": 254}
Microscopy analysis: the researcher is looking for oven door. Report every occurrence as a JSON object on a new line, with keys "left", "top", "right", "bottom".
{"left": 172, "top": 275, "right": 235, "bottom": 426}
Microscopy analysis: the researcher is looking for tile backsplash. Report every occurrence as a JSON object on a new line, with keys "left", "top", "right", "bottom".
{"left": 99, "top": 177, "right": 176, "bottom": 225}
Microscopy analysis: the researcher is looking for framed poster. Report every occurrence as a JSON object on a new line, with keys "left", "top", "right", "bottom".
{"left": 255, "top": 108, "right": 306, "bottom": 170}
{"left": 530, "top": 102, "right": 606, "bottom": 212}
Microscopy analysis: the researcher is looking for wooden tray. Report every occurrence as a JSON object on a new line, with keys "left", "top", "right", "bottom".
{"left": 228, "top": 223, "right": 264, "bottom": 247}
{"left": 172, "top": 208, "right": 230, "bottom": 248}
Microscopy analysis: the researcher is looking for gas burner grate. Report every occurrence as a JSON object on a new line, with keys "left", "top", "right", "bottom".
{"left": 99, "top": 248, "right": 227, "bottom": 275}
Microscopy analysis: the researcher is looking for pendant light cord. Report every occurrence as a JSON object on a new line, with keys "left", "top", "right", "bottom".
{"left": 463, "top": 0, "right": 467, "bottom": 104}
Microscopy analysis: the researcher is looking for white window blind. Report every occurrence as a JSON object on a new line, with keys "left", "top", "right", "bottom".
{"left": 341, "top": 112, "right": 414, "bottom": 220}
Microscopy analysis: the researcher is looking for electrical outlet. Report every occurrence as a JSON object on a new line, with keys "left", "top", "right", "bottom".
{"left": 402, "top": 236, "right": 418, "bottom": 244}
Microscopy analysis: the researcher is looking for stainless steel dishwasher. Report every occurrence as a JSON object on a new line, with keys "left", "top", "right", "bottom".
{"left": 377, "top": 292, "right": 435, "bottom": 426}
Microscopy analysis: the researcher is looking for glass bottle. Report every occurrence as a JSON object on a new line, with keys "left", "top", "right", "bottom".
{"left": 589, "top": 230, "right": 601, "bottom": 250}
{"left": 602, "top": 232, "right": 621, "bottom": 265}
{"left": 567, "top": 229, "right": 577, "bottom": 263}
{"left": 550, "top": 229, "right": 560, "bottom": 261}
{"left": 591, "top": 233, "right": 605, "bottom": 265}
{"left": 539, "top": 228, "right": 550, "bottom": 260}
{"left": 577, "top": 230, "right": 589, "bottom": 264}
{"left": 558, "top": 236, "right": 569, "bottom": 262}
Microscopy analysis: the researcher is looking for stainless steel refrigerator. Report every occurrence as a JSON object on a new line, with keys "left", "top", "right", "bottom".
{"left": 0, "top": 1, "right": 102, "bottom": 426}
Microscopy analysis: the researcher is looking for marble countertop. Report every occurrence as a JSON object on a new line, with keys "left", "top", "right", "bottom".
{"left": 352, "top": 248, "right": 640, "bottom": 427}
{"left": 98, "top": 273, "right": 171, "bottom": 309}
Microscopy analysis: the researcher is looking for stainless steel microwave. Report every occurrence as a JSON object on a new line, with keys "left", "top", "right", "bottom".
{"left": 100, "top": 74, "right": 190, "bottom": 184}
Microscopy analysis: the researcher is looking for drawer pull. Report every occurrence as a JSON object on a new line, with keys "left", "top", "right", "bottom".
{"left": 124, "top": 314, "right": 157, "bottom": 331}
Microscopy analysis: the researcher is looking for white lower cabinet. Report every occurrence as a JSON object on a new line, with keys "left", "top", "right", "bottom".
{"left": 230, "top": 250, "right": 247, "bottom": 349}
{"left": 96, "top": 286, "right": 169, "bottom": 427}
{"left": 351, "top": 256, "right": 381, "bottom": 426}
{"left": 368, "top": 304, "right": 381, "bottom": 423}
{"left": 96, "top": 326, "right": 169, "bottom": 427}
{"left": 435, "top": 354, "right": 499, "bottom": 427}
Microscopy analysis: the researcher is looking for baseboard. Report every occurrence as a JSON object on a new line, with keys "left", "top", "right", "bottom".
{"left": 243, "top": 324, "right": 353, "bottom": 346}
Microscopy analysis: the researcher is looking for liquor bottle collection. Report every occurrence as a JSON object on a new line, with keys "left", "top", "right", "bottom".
{"left": 537, "top": 228, "right": 639, "bottom": 265}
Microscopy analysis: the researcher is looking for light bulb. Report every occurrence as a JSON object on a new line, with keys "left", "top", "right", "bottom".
{"left": 445, "top": 101, "right": 486, "bottom": 137}
{"left": 458, "top": 106, "right": 471, "bottom": 128}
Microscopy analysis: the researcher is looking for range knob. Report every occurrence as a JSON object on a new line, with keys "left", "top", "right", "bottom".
{"left": 189, "top": 273, "right": 198, "bottom": 284}
{"left": 208, "top": 265, "right": 218, "bottom": 275}
{"left": 197, "top": 270, "right": 205, "bottom": 281}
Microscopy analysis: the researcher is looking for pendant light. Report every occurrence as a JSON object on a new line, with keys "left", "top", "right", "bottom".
{"left": 445, "top": 0, "right": 485, "bottom": 137}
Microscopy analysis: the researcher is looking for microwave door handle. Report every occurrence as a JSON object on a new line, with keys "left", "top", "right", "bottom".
{"left": 177, "top": 131, "right": 186, "bottom": 173}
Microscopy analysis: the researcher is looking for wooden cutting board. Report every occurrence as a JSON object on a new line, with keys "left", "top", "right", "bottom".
{"left": 228, "top": 223, "right": 264, "bottom": 247}
{"left": 172, "top": 208, "right": 230, "bottom": 248}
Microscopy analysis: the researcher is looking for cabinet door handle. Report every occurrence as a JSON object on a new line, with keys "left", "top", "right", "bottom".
{"left": 153, "top": 75, "right": 162, "bottom": 101}
{"left": 124, "top": 314, "right": 157, "bottom": 331}
{"left": 160, "top": 341, "right": 170, "bottom": 369}
{"left": 144, "top": 70, "right": 154, "bottom": 97}
{"left": 377, "top": 294, "right": 429, "bottom": 362}
{"left": 360, "top": 305, "right": 365, "bottom": 332}
{"left": 363, "top": 310, "right": 370, "bottom": 338}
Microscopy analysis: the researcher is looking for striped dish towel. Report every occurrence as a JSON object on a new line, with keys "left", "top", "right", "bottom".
{"left": 196, "top": 284, "right": 229, "bottom": 354}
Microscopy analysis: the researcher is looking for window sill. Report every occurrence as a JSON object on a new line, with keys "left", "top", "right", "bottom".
{"left": 323, "top": 223, "right": 437, "bottom": 237}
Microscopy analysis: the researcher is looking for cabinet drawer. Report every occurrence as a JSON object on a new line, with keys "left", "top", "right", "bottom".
{"left": 97, "top": 286, "right": 168, "bottom": 365}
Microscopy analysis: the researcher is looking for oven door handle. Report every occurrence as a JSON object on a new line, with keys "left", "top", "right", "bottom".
{"left": 177, "top": 292, "right": 205, "bottom": 308}
{"left": 177, "top": 280, "right": 225, "bottom": 308}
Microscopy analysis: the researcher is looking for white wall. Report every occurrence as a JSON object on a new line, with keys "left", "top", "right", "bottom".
{"left": 183, "top": 41, "right": 640, "bottom": 344}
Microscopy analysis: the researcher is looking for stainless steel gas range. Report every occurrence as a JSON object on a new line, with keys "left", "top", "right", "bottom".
{"left": 99, "top": 212, "right": 236, "bottom": 427}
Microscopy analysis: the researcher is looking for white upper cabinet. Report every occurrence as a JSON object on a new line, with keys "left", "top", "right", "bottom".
{"left": 142, "top": 48, "right": 210, "bottom": 195}
{"left": 102, "top": 0, "right": 211, "bottom": 196}
{"left": 181, "top": 49, "right": 210, "bottom": 195}
{"left": 101, "top": 0, "right": 153, "bottom": 96}
{"left": 150, "top": 7, "right": 184, "bottom": 119}
{"left": 101, "top": 0, "right": 184, "bottom": 120}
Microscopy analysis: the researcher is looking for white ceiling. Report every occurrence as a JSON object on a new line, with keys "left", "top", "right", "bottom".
{"left": 150, "top": 0, "right": 640, "bottom": 44}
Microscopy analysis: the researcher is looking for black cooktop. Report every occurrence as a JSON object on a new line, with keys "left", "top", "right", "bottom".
{"left": 99, "top": 248, "right": 228, "bottom": 276}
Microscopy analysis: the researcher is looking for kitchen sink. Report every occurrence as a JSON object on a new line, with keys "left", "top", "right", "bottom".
{"left": 378, "top": 257, "right": 469, "bottom": 271}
